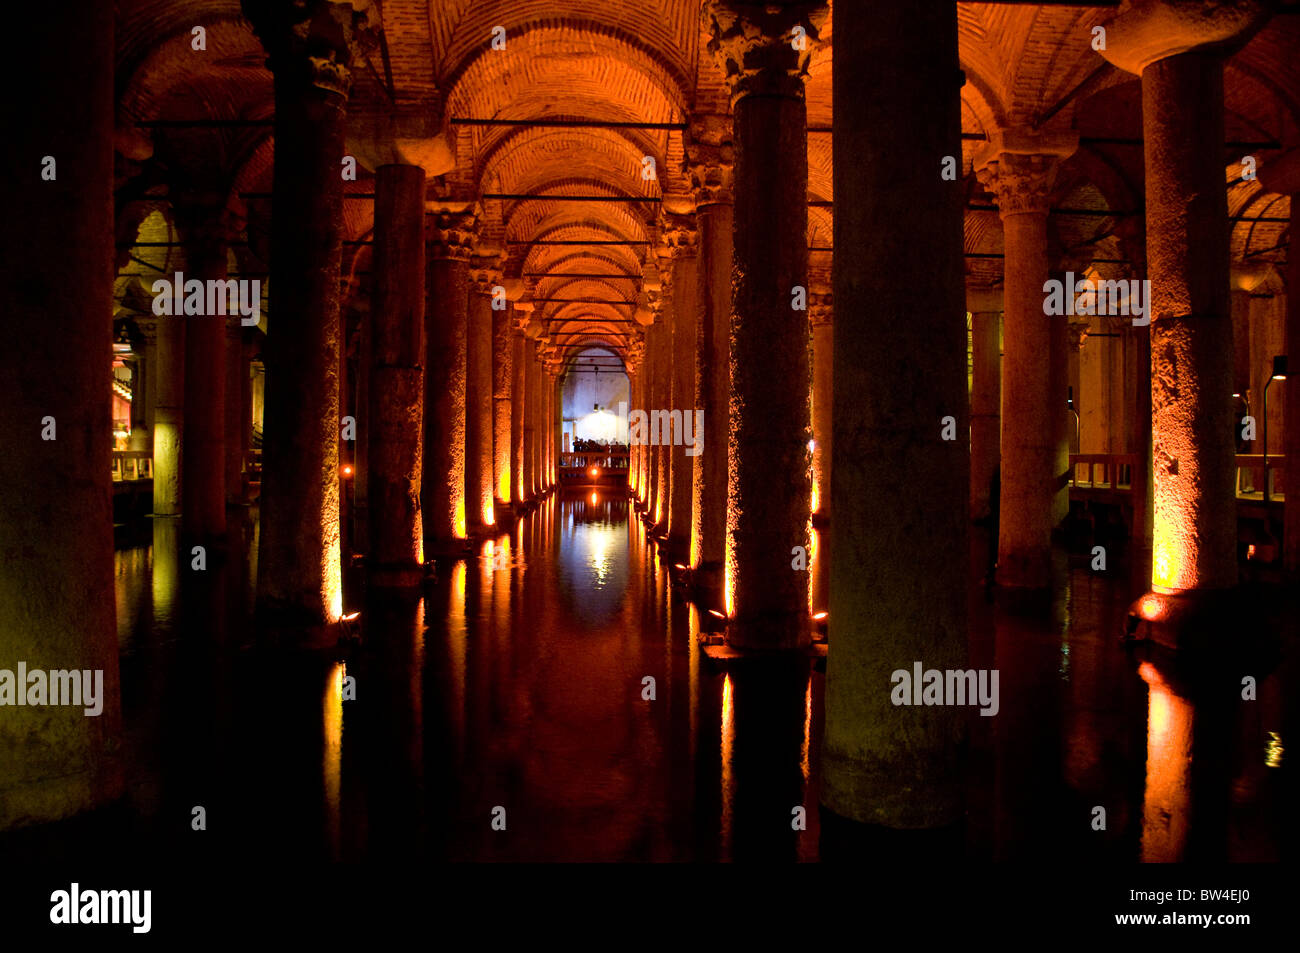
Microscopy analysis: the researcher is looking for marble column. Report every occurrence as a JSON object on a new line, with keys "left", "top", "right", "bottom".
{"left": 250, "top": 0, "right": 372, "bottom": 624}
{"left": 822, "top": 0, "right": 968, "bottom": 835}
{"left": 153, "top": 305, "right": 185, "bottom": 517}
{"left": 686, "top": 119, "right": 734, "bottom": 601}
{"left": 1102, "top": 0, "right": 1268, "bottom": 609}
{"left": 649, "top": 285, "right": 673, "bottom": 532}
{"left": 367, "top": 163, "right": 426, "bottom": 585}
{"left": 423, "top": 207, "right": 477, "bottom": 555}
{"left": 524, "top": 335, "right": 539, "bottom": 499}
{"left": 1, "top": 0, "right": 122, "bottom": 829}
{"left": 707, "top": 0, "right": 825, "bottom": 648}
{"left": 976, "top": 131, "right": 1077, "bottom": 589}
{"left": 225, "top": 317, "right": 249, "bottom": 505}
{"left": 466, "top": 256, "right": 500, "bottom": 532}
{"left": 968, "top": 287, "right": 1003, "bottom": 521}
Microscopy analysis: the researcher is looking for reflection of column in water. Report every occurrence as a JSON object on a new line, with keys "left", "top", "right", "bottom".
{"left": 809, "top": 525, "right": 828, "bottom": 615}
{"left": 323, "top": 661, "right": 345, "bottom": 861}
{"left": 447, "top": 561, "right": 468, "bottom": 765}
{"left": 1140, "top": 661, "right": 1192, "bottom": 862}
{"left": 720, "top": 673, "right": 734, "bottom": 861}
{"left": 151, "top": 515, "right": 181, "bottom": 629}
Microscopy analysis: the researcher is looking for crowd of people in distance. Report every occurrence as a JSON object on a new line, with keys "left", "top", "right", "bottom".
{"left": 572, "top": 438, "right": 629, "bottom": 453}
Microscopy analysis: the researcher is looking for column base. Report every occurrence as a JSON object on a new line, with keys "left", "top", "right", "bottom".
{"left": 995, "top": 549, "right": 1053, "bottom": 590}
{"left": 725, "top": 612, "right": 812, "bottom": 653}
{"left": 422, "top": 538, "right": 475, "bottom": 560}
{"left": 690, "top": 560, "right": 725, "bottom": 612}
{"left": 818, "top": 804, "right": 964, "bottom": 863}
{"left": 1125, "top": 588, "right": 1243, "bottom": 652}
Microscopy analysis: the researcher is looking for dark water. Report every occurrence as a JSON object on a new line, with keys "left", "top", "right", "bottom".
{"left": 4, "top": 493, "right": 1295, "bottom": 863}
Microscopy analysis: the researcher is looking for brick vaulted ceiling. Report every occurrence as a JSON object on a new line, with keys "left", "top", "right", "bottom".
{"left": 114, "top": 1, "right": 1300, "bottom": 361}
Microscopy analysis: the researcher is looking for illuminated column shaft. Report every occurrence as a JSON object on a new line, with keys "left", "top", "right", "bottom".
{"left": 367, "top": 163, "right": 426, "bottom": 582}
{"left": 1100, "top": 0, "right": 1268, "bottom": 594}
{"left": 466, "top": 261, "right": 498, "bottom": 531}
{"left": 976, "top": 136, "right": 1074, "bottom": 589}
{"left": 809, "top": 290, "right": 833, "bottom": 519}
{"left": 177, "top": 205, "right": 228, "bottom": 541}
{"left": 708, "top": 1, "right": 823, "bottom": 647}
{"left": 686, "top": 129, "right": 733, "bottom": 589}
{"left": 1144, "top": 58, "right": 1236, "bottom": 591}
{"left": 823, "top": 0, "right": 968, "bottom": 829}
{"left": 423, "top": 210, "right": 476, "bottom": 550}
{"left": 153, "top": 309, "right": 185, "bottom": 516}
{"left": 510, "top": 322, "right": 526, "bottom": 506}
{"left": 968, "top": 288, "right": 1003, "bottom": 520}
{"left": 523, "top": 338, "right": 538, "bottom": 499}
{"left": 254, "top": 7, "right": 366, "bottom": 623}
{"left": 0, "top": 0, "right": 122, "bottom": 829}
{"left": 492, "top": 302, "right": 514, "bottom": 516}
{"left": 664, "top": 218, "right": 699, "bottom": 553}
{"left": 650, "top": 297, "right": 673, "bottom": 530}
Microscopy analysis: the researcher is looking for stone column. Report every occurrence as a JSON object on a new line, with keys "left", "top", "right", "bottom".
{"left": 662, "top": 214, "right": 699, "bottom": 556}
{"left": 135, "top": 318, "right": 159, "bottom": 448}
{"left": 225, "top": 317, "right": 248, "bottom": 504}
{"left": 1101, "top": 0, "right": 1268, "bottom": 615}
{"left": 626, "top": 337, "right": 647, "bottom": 504}
{"left": 492, "top": 301, "right": 514, "bottom": 520}
{"left": 686, "top": 119, "right": 734, "bottom": 600}
{"left": 467, "top": 255, "right": 501, "bottom": 532}
{"left": 510, "top": 303, "right": 534, "bottom": 505}
{"left": 175, "top": 199, "right": 229, "bottom": 542}
{"left": 822, "top": 0, "right": 968, "bottom": 837}
{"left": 1, "top": 0, "right": 122, "bottom": 829}
{"left": 250, "top": 0, "right": 372, "bottom": 624}
{"left": 968, "top": 286, "right": 1003, "bottom": 520}
{"left": 423, "top": 206, "right": 477, "bottom": 554}
{"left": 523, "top": 334, "right": 539, "bottom": 499}
{"left": 367, "top": 163, "right": 426, "bottom": 586}
{"left": 976, "top": 131, "right": 1077, "bottom": 589}
{"left": 648, "top": 285, "right": 673, "bottom": 532}
{"left": 707, "top": 0, "right": 825, "bottom": 647}
{"left": 153, "top": 305, "right": 185, "bottom": 517}
{"left": 809, "top": 286, "right": 833, "bottom": 521}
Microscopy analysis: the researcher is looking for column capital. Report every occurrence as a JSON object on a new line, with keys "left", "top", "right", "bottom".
{"left": 1097, "top": 0, "right": 1269, "bottom": 76}
{"left": 657, "top": 211, "right": 699, "bottom": 260}
{"left": 1068, "top": 318, "right": 1092, "bottom": 351}
{"left": 134, "top": 315, "right": 160, "bottom": 343}
{"left": 704, "top": 0, "right": 829, "bottom": 104}
{"left": 965, "top": 284, "right": 1004, "bottom": 314}
{"left": 974, "top": 130, "right": 1078, "bottom": 218}
{"left": 469, "top": 248, "right": 505, "bottom": 291}
{"left": 425, "top": 201, "right": 479, "bottom": 261}
{"left": 808, "top": 291, "right": 833, "bottom": 328}
{"left": 243, "top": 0, "right": 378, "bottom": 98}
{"left": 685, "top": 114, "right": 735, "bottom": 205}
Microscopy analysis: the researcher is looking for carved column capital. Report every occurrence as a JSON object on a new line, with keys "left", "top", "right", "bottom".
{"left": 974, "top": 130, "right": 1078, "bottom": 218}
{"left": 686, "top": 115, "right": 735, "bottom": 205}
{"left": 808, "top": 291, "right": 833, "bottom": 328}
{"left": 426, "top": 203, "right": 479, "bottom": 261}
{"left": 1097, "top": 0, "right": 1269, "bottom": 76}
{"left": 658, "top": 211, "right": 699, "bottom": 260}
{"left": 704, "top": 1, "right": 829, "bottom": 104}
{"left": 243, "top": 0, "right": 378, "bottom": 98}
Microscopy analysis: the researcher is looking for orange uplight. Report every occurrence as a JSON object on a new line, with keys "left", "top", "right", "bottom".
{"left": 1247, "top": 544, "right": 1257, "bottom": 560}
{"left": 590, "top": 466, "right": 600, "bottom": 477}
{"left": 812, "top": 610, "right": 828, "bottom": 621}
{"left": 1138, "top": 594, "right": 1165, "bottom": 621}
{"left": 340, "top": 464, "right": 353, "bottom": 478}
{"left": 341, "top": 611, "right": 360, "bottom": 622}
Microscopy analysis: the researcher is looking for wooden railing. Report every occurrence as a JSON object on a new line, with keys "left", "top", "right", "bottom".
{"left": 111, "top": 450, "right": 152, "bottom": 482}
{"left": 560, "top": 449, "right": 630, "bottom": 482}
{"left": 1069, "top": 454, "right": 1135, "bottom": 491}
{"left": 1068, "top": 452, "right": 1286, "bottom": 501}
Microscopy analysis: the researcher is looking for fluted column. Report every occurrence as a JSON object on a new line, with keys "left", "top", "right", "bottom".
{"left": 1101, "top": 0, "right": 1268, "bottom": 612}
{"left": 686, "top": 119, "right": 734, "bottom": 600}
{"left": 367, "top": 163, "right": 426, "bottom": 585}
{"left": 250, "top": 0, "right": 373, "bottom": 624}
{"left": 423, "top": 206, "right": 477, "bottom": 555}
{"left": 968, "top": 286, "right": 1003, "bottom": 520}
{"left": 707, "top": 0, "right": 825, "bottom": 648}
{"left": 1, "top": 0, "right": 122, "bottom": 829}
{"left": 466, "top": 255, "right": 501, "bottom": 532}
{"left": 175, "top": 198, "right": 230, "bottom": 542}
{"left": 976, "top": 132, "right": 1076, "bottom": 589}
{"left": 822, "top": 0, "right": 968, "bottom": 836}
